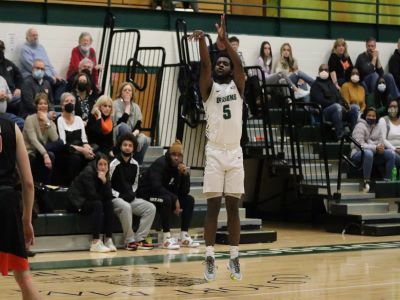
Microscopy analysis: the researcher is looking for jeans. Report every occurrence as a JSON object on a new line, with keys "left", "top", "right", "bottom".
{"left": 351, "top": 149, "right": 395, "bottom": 179}
{"left": 289, "top": 70, "right": 315, "bottom": 88}
{"left": 322, "top": 103, "right": 343, "bottom": 139}
{"left": 345, "top": 104, "right": 360, "bottom": 130}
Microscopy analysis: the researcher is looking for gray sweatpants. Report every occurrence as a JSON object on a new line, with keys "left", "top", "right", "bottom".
{"left": 112, "top": 197, "right": 156, "bottom": 244}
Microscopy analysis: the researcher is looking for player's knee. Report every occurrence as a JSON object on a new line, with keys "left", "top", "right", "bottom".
{"left": 205, "top": 192, "right": 223, "bottom": 199}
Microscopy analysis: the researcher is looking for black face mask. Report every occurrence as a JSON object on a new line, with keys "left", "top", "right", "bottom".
{"left": 121, "top": 151, "right": 132, "bottom": 158}
{"left": 64, "top": 103, "right": 75, "bottom": 113}
{"left": 77, "top": 82, "right": 87, "bottom": 92}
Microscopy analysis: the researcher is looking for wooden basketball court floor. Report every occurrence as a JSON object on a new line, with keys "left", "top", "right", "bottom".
{"left": 2, "top": 223, "right": 400, "bottom": 299}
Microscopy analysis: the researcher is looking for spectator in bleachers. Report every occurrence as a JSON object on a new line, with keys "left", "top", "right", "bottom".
{"left": 68, "top": 153, "right": 117, "bottom": 252}
{"left": 379, "top": 99, "right": 400, "bottom": 168}
{"left": 340, "top": 68, "right": 365, "bottom": 129}
{"left": 0, "top": 75, "right": 24, "bottom": 130}
{"left": 351, "top": 107, "right": 395, "bottom": 192}
{"left": 310, "top": 64, "right": 358, "bottom": 140}
{"left": 113, "top": 82, "right": 150, "bottom": 165}
{"left": 67, "top": 32, "right": 100, "bottom": 89}
{"left": 256, "top": 41, "right": 273, "bottom": 79}
{"left": 66, "top": 58, "right": 98, "bottom": 93}
{"left": 87, "top": 95, "right": 114, "bottom": 157}
{"left": 366, "top": 77, "right": 391, "bottom": 117}
{"left": 57, "top": 92, "right": 94, "bottom": 184}
{"left": 229, "top": 36, "right": 245, "bottom": 67}
{"left": 20, "top": 58, "right": 53, "bottom": 118}
{"left": 71, "top": 72, "right": 98, "bottom": 124}
{"left": 20, "top": 28, "right": 66, "bottom": 103}
{"left": 273, "top": 42, "right": 315, "bottom": 92}
{"left": 388, "top": 38, "right": 400, "bottom": 91}
{"left": 23, "top": 93, "right": 61, "bottom": 185}
{"left": 328, "top": 38, "right": 353, "bottom": 89}
{"left": 0, "top": 40, "right": 23, "bottom": 115}
{"left": 137, "top": 140, "right": 199, "bottom": 250}
{"left": 355, "top": 37, "right": 400, "bottom": 99}
{"left": 110, "top": 133, "right": 156, "bottom": 251}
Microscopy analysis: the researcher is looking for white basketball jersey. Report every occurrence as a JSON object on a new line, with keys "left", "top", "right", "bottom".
{"left": 203, "top": 80, "right": 243, "bottom": 145}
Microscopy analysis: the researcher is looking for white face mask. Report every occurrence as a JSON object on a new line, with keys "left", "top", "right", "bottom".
{"left": 80, "top": 45, "right": 90, "bottom": 53}
{"left": 0, "top": 100, "right": 7, "bottom": 114}
{"left": 377, "top": 83, "right": 386, "bottom": 92}
{"left": 351, "top": 74, "right": 360, "bottom": 83}
{"left": 319, "top": 71, "right": 329, "bottom": 80}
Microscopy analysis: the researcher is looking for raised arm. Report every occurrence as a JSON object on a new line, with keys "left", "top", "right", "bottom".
{"left": 215, "top": 15, "right": 245, "bottom": 97}
{"left": 190, "top": 30, "right": 213, "bottom": 101}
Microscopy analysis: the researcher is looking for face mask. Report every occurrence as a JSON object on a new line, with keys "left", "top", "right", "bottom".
{"left": 351, "top": 74, "right": 360, "bottom": 83}
{"left": 388, "top": 107, "right": 398, "bottom": 118}
{"left": 80, "top": 45, "right": 90, "bottom": 53}
{"left": 33, "top": 69, "right": 44, "bottom": 80}
{"left": 377, "top": 83, "right": 386, "bottom": 92}
{"left": 0, "top": 100, "right": 7, "bottom": 114}
{"left": 366, "top": 118, "right": 376, "bottom": 126}
{"left": 121, "top": 151, "right": 132, "bottom": 158}
{"left": 64, "top": 103, "right": 74, "bottom": 113}
{"left": 319, "top": 71, "right": 329, "bottom": 80}
{"left": 77, "top": 82, "right": 87, "bottom": 92}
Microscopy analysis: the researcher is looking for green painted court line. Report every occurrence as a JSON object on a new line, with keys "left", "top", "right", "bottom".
{"left": 30, "top": 240, "right": 400, "bottom": 271}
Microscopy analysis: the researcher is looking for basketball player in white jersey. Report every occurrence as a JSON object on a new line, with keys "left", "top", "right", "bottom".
{"left": 190, "top": 15, "right": 245, "bottom": 281}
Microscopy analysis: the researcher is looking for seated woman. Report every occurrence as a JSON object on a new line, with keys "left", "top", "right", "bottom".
{"left": 23, "top": 93, "right": 62, "bottom": 184}
{"left": 366, "top": 77, "right": 391, "bottom": 117}
{"left": 68, "top": 153, "right": 116, "bottom": 253}
{"left": 113, "top": 82, "right": 150, "bottom": 165}
{"left": 71, "top": 72, "right": 98, "bottom": 124}
{"left": 67, "top": 32, "right": 100, "bottom": 88}
{"left": 87, "top": 95, "right": 114, "bottom": 157}
{"left": 340, "top": 68, "right": 365, "bottom": 130}
{"left": 379, "top": 100, "right": 400, "bottom": 168}
{"left": 273, "top": 43, "right": 315, "bottom": 92}
{"left": 57, "top": 92, "right": 95, "bottom": 184}
{"left": 351, "top": 107, "right": 395, "bottom": 192}
{"left": 328, "top": 38, "right": 353, "bottom": 89}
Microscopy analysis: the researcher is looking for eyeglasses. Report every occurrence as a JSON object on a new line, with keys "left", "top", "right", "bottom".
{"left": 34, "top": 67, "right": 45, "bottom": 71}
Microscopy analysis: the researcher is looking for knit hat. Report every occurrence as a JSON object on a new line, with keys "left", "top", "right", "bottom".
{"left": 170, "top": 140, "right": 183, "bottom": 154}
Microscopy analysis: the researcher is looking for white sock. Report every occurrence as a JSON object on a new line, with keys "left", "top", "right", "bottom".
{"left": 180, "top": 231, "right": 189, "bottom": 239}
{"left": 163, "top": 232, "right": 171, "bottom": 241}
{"left": 230, "top": 246, "right": 239, "bottom": 259}
{"left": 205, "top": 246, "right": 215, "bottom": 258}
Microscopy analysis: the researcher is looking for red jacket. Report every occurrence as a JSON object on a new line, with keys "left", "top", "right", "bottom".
{"left": 66, "top": 46, "right": 99, "bottom": 85}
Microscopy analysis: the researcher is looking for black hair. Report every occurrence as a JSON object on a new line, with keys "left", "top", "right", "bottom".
{"left": 73, "top": 72, "right": 92, "bottom": 94}
{"left": 215, "top": 52, "right": 233, "bottom": 67}
{"left": 117, "top": 133, "right": 138, "bottom": 151}
{"left": 228, "top": 36, "right": 239, "bottom": 43}
{"left": 259, "top": 41, "right": 272, "bottom": 69}
{"left": 361, "top": 106, "right": 377, "bottom": 120}
{"left": 366, "top": 37, "right": 376, "bottom": 44}
{"left": 95, "top": 152, "right": 109, "bottom": 165}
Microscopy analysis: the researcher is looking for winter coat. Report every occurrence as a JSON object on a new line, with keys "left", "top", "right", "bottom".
{"left": 351, "top": 118, "right": 384, "bottom": 157}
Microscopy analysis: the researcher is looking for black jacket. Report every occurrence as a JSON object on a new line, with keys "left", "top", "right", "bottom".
{"left": 0, "top": 58, "right": 23, "bottom": 92}
{"left": 355, "top": 52, "right": 384, "bottom": 80}
{"left": 310, "top": 77, "right": 343, "bottom": 109}
{"left": 137, "top": 152, "right": 190, "bottom": 201}
{"left": 67, "top": 161, "right": 113, "bottom": 210}
{"left": 109, "top": 155, "right": 139, "bottom": 203}
{"left": 328, "top": 53, "right": 353, "bottom": 84}
{"left": 389, "top": 49, "right": 400, "bottom": 90}
{"left": 21, "top": 76, "right": 53, "bottom": 117}
{"left": 86, "top": 114, "right": 114, "bottom": 155}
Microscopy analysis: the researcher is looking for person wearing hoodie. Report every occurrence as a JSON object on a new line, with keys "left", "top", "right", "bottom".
{"left": 109, "top": 133, "right": 156, "bottom": 251}
{"left": 351, "top": 107, "right": 395, "bottom": 192}
{"left": 137, "top": 140, "right": 199, "bottom": 250}
{"left": 389, "top": 38, "right": 400, "bottom": 91}
{"left": 68, "top": 153, "right": 117, "bottom": 252}
{"left": 310, "top": 64, "right": 358, "bottom": 140}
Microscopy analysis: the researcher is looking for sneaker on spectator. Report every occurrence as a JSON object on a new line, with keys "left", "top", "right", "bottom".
{"left": 90, "top": 240, "right": 111, "bottom": 253}
{"left": 227, "top": 257, "right": 242, "bottom": 280}
{"left": 362, "top": 180, "right": 370, "bottom": 193}
{"left": 126, "top": 241, "right": 138, "bottom": 251}
{"left": 294, "top": 88, "right": 310, "bottom": 99}
{"left": 180, "top": 236, "right": 200, "bottom": 248}
{"left": 204, "top": 256, "right": 217, "bottom": 282}
{"left": 162, "top": 237, "right": 180, "bottom": 250}
{"left": 135, "top": 240, "right": 154, "bottom": 250}
{"left": 104, "top": 238, "right": 117, "bottom": 252}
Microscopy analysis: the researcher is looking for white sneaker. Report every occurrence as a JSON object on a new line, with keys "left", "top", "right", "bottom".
{"left": 180, "top": 236, "right": 200, "bottom": 248}
{"left": 162, "top": 237, "right": 180, "bottom": 250}
{"left": 294, "top": 88, "right": 310, "bottom": 99}
{"left": 104, "top": 238, "right": 117, "bottom": 252}
{"left": 90, "top": 240, "right": 111, "bottom": 253}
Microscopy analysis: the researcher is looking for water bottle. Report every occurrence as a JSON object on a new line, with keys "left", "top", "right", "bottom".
{"left": 392, "top": 167, "right": 397, "bottom": 181}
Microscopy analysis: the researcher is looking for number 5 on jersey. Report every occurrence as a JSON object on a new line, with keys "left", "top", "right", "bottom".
{"left": 223, "top": 104, "right": 231, "bottom": 119}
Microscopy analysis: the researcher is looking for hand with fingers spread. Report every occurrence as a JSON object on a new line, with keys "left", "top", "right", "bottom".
{"left": 215, "top": 14, "right": 226, "bottom": 42}
{"left": 189, "top": 30, "right": 205, "bottom": 41}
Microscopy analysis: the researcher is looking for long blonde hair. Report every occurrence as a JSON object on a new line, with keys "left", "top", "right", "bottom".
{"left": 279, "top": 43, "right": 296, "bottom": 71}
{"left": 332, "top": 38, "right": 349, "bottom": 58}
{"left": 94, "top": 95, "right": 113, "bottom": 116}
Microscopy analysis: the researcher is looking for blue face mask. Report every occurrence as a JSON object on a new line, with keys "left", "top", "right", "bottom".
{"left": 366, "top": 118, "right": 376, "bottom": 126}
{"left": 33, "top": 69, "right": 44, "bottom": 80}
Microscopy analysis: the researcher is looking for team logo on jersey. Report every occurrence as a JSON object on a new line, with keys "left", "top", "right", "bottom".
{"left": 216, "top": 94, "right": 237, "bottom": 104}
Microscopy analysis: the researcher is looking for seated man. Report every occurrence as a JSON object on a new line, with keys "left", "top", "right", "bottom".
{"left": 137, "top": 140, "right": 199, "bottom": 250}
{"left": 0, "top": 40, "right": 23, "bottom": 115}
{"left": 355, "top": 37, "right": 400, "bottom": 99}
{"left": 310, "top": 64, "right": 358, "bottom": 140}
{"left": 20, "top": 28, "right": 66, "bottom": 103}
{"left": 109, "top": 133, "right": 156, "bottom": 251}
{"left": 21, "top": 59, "right": 53, "bottom": 118}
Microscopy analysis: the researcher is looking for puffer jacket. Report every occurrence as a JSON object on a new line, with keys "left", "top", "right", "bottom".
{"left": 351, "top": 118, "right": 384, "bottom": 157}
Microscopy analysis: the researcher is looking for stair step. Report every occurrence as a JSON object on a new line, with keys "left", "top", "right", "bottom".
{"left": 217, "top": 218, "right": 262, "bottom": 230}
{"left": 363, "top": 223, "right": 400, "bottom": 236}
{"left": 340, "top": 192, "right": 376, "bottom": 201}
{"left": 216, "top": 230, "right": 277, "bottom": 244}
{"left": 145, "top": 146, "right": 164, "bottom": 157}
{"left": 330, "top": 202, "right": 389, "bottom": 215}
{"left": 353, "top": 212, "right": 400, "bottom": 221}
{"left": 319, "top": 182, "right": 361, "bottom": 193}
